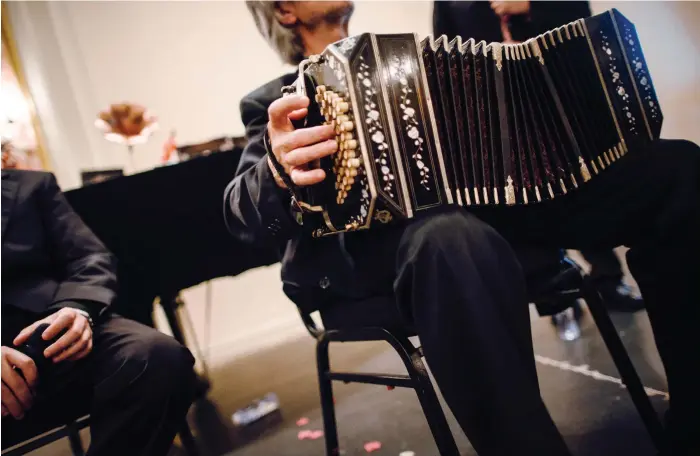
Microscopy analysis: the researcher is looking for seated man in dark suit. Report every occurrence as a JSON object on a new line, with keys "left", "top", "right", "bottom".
{"left": 2, "top": 169, "right": 197, "bottom": 455}
{"left": 229, "top": 2, "right": 699, "bottom": 455}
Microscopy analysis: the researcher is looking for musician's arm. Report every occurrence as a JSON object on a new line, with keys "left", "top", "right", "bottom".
{"left": 39, "top": 173, "right": 117, "bottom": 321}
{"left": 223, "top": 96, "right": 301, "bottom": 245}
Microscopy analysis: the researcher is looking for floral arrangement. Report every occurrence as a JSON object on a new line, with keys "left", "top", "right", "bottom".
{"left": 94, "top": 103, "right": 158, "bottom": 146}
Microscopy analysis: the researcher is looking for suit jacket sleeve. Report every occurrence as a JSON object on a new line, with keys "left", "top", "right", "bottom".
{"left": 223, "top": 95, "right": 301, "bottom": 245}
{"left": 39, "top": 173, "right": 117, "bottom": 319}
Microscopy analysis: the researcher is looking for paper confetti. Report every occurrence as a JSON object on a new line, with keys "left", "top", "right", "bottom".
{"left": 296, "top": 417, "right": 310, "bottom": 426}
{"left": 364, "top": 441, "right": 382, "bottom": 452}
{"left": 298, "top": 430, "right": 324, "bottom": 440}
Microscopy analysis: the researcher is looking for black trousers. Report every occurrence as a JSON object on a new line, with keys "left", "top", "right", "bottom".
{"left": 2, "top": 314, "right": 197, "bottom": 456}
{"left": 343, "top": 138, "right": 700, "bottom": 456}
{"left": 580, "top": 249, "right": 625, "bottom": 282}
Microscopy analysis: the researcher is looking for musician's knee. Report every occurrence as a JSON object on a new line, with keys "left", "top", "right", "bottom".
{"left": 400, "top": 209, "right": 506, "bottom": 265}
{"left": 136, "top": 332, "right": 196, "bottom": 396}
{"left": 660, "top": 138, "right": 700, "bottom": 160}
{"left": 97, "top": 324, "right": 196, "bottom": 404}
{"left": 649, "top": 139, "right": 700, "bottom": 172}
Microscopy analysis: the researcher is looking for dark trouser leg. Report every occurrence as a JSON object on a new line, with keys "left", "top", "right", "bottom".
{"left": 476, "top": 139, "right": 700, "bottom": 455}
{"left": 2, "top": 314, "right": 197, "bottom": 456}
{"left": 579, "top": 249, "right": 624, "bottom": 283}
{"left": 393, "top": 210, "right": 571, "bottom": 456}
{"left": 86, "top": 315, "right": 197, "bottom": 456}
{"left": 514, "top": 247, "right": 565, "bottom": 280}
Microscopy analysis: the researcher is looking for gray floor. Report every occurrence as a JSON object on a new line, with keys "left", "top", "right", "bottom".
{"left": 191, "top": 304, "right": 667, "bottom": 456}
{"left": 30, "top": 304, "right": 668, "bottom": 456}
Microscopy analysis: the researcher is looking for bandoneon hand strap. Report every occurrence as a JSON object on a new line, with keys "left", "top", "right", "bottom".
{"left": 264, "top": 129, "right": 293, "bottom": 187}
{"left": 263, "top": 127, "right": 309, "bottom": 225}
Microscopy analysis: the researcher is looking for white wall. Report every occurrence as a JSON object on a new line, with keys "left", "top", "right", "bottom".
{"left": 7, "top": 1, "right": 699, "bottom": 362}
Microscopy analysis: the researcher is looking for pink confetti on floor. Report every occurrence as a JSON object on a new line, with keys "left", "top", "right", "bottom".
{"left": 364, "top": 441, "right": 382, "bottom": 452}
{"left": 297, "top": 429, "right": 324, "bottom": 440}
{"left": 296, "top": 417, "right": 309, "bottom": 426}
{"left": 308, "top": 430, "right": 324, "bottom": 440}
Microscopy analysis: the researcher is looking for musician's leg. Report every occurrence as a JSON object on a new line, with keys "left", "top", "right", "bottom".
{"left": 86, "top": 314, "right": 197, "bottom": 456}
{"left": 489, "top": 138, "right": 700, "bottom": 455}
{"left": 613, "top": 140, "right": 700, "bottom": 456}
{"left": 393, "top": 209, "right": 572, "bottom": 456}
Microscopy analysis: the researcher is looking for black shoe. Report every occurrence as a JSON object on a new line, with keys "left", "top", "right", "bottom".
{"left": 597, "top": 280, "right": 645, "bottom": 312}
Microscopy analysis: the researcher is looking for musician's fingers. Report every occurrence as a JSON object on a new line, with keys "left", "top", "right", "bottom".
{"left": 67, "top": 338, "right": 93, "bottom": 362}
{"left": 283, "top": 139, "right": 338, "bottom": 168}
{"left": 53, "top": 329, "right": 90, "bottom": 363}
{"left": 1, "top": 359, "right": 32, "bottom": 415}
{"left": 277, "top": 124, "right": 335, "bottom": 157}
{"left": 4, "top": 350, "right": 38, "bottom": 389}
{"left": 288, "top": 108, "right": 308, "bottom": 121}
{"left": 41, "top": 310, "right": 74, "bottom": 341}
{"left": 43, "top": 314, "right": 83, "bottom": 358}
{"left": 290, "top": 168, "right": 326, "bottom": 187}
{"left": 1, "top": 384, "right": 24, "bottom": 419}
{"left": 268, "top": 95, "right": 310, "bottom": 131}
{"left": 13, "top": 322, "right": 41, "bottom": 347}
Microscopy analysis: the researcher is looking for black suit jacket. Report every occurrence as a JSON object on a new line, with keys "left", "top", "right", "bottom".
{"left": 433, "top": 1, "right": 592, "bottom": 44}
{"left": 223, "top": 75, "right": 395, "bottom": 313}
{"left": 2, "top": 170, "right": 117, "bottom": 333}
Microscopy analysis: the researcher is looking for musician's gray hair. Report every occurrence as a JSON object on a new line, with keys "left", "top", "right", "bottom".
{"left": 246, "top": 1, "right": 305, "bottom": 66}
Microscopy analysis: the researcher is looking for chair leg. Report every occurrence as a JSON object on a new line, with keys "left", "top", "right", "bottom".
{"left": 178, "top": 422, "right": 200, "bottom": 456}
{"left": 67, "top": 424, "right": 85, "bottom": 456}
{"left": 316, "top": 334, "right": 340, "bottom": 456}
{"left": 582, "top": 277, "right": 666, "bottom": 451}
{"left": 385, "top": 333, "right": 460, "bottom": 456}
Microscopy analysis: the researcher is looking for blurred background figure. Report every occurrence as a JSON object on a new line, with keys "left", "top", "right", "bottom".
{"left": 434, "top": 0, "right": 592, "bottom": 44}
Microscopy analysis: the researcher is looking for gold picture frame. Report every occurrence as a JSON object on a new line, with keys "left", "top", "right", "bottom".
{"left": 2, "top": 2, "right": 51, "bottom": 170}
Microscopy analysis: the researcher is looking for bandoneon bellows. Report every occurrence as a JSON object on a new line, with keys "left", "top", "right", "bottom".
{"left": 281, "top": 8, "right": 662, "bottom": 238}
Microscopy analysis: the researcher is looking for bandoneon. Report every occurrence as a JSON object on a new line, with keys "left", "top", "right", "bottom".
{"left": 281, "top": 8, "right": 662, "bottom": 238}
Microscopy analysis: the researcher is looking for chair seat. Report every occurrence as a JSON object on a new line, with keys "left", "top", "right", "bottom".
{"left": 319, "top": 295, "right": 416, "bottom": 335}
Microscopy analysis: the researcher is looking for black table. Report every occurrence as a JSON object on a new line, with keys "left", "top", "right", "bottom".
{"left": 65, "top": 148, "right": 280, "bottom": 335}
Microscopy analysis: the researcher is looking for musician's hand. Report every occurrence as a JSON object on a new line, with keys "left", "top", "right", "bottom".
{"left": 14, "top": 308, "right": 93, "bottom": 363}
{"left": 267, "top": 94, "right": 338, "bottom": 188}
{"left": 1, "top": 346, "right": 38, "bottom": 419}
{"left": 490, "top": 0, "right": 530, "bottom": 17}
